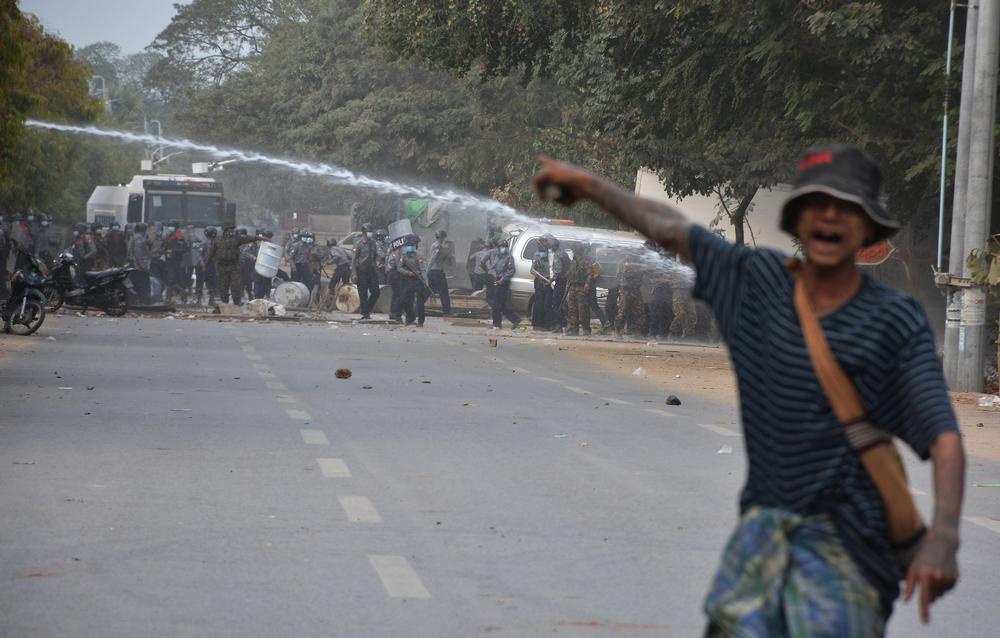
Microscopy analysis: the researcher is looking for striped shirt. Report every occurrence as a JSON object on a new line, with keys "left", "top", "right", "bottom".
{"left": 689, "top": 226, "right": 958, "bottom": 614}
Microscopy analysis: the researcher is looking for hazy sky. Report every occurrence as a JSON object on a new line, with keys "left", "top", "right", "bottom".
{"left": 20, "top": 0, "right": 189, "bottom": 54}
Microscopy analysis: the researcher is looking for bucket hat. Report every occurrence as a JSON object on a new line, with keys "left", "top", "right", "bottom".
{"left": 780, "top": 144, "right": 899, "bottom": 246}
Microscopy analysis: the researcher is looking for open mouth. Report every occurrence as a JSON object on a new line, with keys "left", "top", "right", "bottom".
{"left": 811, "top": 230, "right": 843, "bottom": 247}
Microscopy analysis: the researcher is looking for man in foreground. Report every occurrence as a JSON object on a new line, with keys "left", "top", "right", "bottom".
{"left": 533, "top": 145, "right": 964, "bottom": 635}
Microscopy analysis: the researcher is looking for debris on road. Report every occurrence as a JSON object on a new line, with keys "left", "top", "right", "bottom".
{"left": 489, "top": 338, "right": 498, "bottom": 347}
{"left": 46, "top": 336, "right": 56, "bottom": 341}
{"left": 248, "top": 299, "right": 286, "bottom": 317}
{"left": 717, "top": 445, "right": 733, "bottom": 455}
{"left": 580, "top": 441, "right": 589, "bottom": 447}
{"left": 362, "top": 385, "right": 373, "bottom": 389}
{"left": 58, "top": 386, "right": 72, "bottom": 390}
{"left": 977, "top": 395, "right": 1000, "bottom": 408}
{"left": 631, "top": 367, "right": 646, "bottom": 377}
{"left": 335, "top": 368, "right": 352, "bottom": 379}
{"left": 665, "top": 395, "right": 681, "bottom": 406}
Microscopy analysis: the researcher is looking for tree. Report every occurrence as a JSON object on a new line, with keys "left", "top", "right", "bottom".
{"left": 364, "top": 0, "right": 959, "bottom": 242}
{"left": 147, "top": 0, "right": 319, "bottom": 94}
{"left": 0, "top": 9, "right": 140, "bottom": 224}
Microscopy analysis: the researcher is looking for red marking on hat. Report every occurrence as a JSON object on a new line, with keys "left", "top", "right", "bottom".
{"left": 799, "top": 151, "right": 833, "bottom": 172}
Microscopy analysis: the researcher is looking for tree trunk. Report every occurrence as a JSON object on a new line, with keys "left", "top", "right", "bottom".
{"left": 730, "top": 188, "right": 757, "bottom": 246}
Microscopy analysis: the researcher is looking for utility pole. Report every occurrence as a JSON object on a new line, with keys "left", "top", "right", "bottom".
{"left": 959, "top": 0, "right": 999, "bottom": 392}
{"left": 944, "top": 1, "right": 980, "bottom": 387}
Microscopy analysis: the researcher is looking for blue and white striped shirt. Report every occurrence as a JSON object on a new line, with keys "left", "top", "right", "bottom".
{"left": 689, "top": 225, "right": 958, "bottom": 613}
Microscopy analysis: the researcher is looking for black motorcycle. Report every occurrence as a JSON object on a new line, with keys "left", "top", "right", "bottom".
{"left": 2, "top": 246, "right": 47, "bottom": 335}
{"left": 41, "top": 251, "right": 135, "bottom": 317}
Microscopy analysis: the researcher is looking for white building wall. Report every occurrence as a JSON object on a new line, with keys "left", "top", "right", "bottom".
{"left": 633, "top": 168, "right": 797, "bottom": 253}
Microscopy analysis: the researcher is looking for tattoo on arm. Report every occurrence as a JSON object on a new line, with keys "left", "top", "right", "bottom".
{"left": 930, "top": 431, "right": 965, "bottom": 542}
{"left": 586, "top": 177, "right": 692, "bottom": 259}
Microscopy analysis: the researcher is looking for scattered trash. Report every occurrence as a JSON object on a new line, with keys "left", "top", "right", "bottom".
{"left": 973, "top": 483, "right": 1000, "bottom": 488}
{"left": 977, "top": 395, "right": 1000, "bottom": 408}
{"left": 675, "top": 374, "right": 681, "bottom": 379}
{"left": 553, "top": 434, "right": 569, "bottom": 439}
{"left": 248, "top": 298, "right": 286, "bottom": 317}
{"left": 421, "top": 380, "right": 431, "bottom": 384}
{"left": 646, "top": 341, "right": 657, "bottom": 347}
{"left": 12, "top": 461, "right": 35, "bottom": 465}
{"left": 335, "top": 368, "right": 352, "bottom": 379}
{"left": 978, "top": 423, "right": 985, "bottom": 428}
{"left": 489, "top": 338, "right": 498, "bottom": 348}
{"left": 665, "top": 395, "right": 681, "bottom": 406}
{"left": 631, "top": 367, "right": 646, "bottom": 377}
{"left": 170, "top": 408, "right": 191, "bottom": 412}
{"left": 717, "top": 445, "right": 734, "bottom": 455}
{"left": 362, "top": 332, "right": 372, "bottom": 336}
{"left": 86, "top": 386, "right": 95, "bottom": 391}
{"left": 580, "top": 441, "right": 589, "bottom": 448}
{"left": 164, "top": 316, "right": 176, "bottom": 320}
{"left": 58, "top": 386, "right": 72, "bottom": 390}
{"left": 362, "top": 385, "right": 373, "bottom": 390}
{"left": 46, "top": 336, "right": 56, "bottom": 341}
{"left": 544, "top": 339, "right": 557, "bottom": 345}
{"left": 462, "top": 402, "right": 477, "bottom": 407}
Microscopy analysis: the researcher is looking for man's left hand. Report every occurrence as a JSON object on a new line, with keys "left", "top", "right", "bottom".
{"left": 904, "top": 530, "right": 959, "bottom": 623}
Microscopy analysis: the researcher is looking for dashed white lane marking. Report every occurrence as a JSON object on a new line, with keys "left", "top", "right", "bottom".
{"left": 246, "top": 354, "right": 263, "bottom": 361}
{"left": 511, "top": 367, "right": 531, "bottom": 374}
{"left": 339, "top": 496, "right": 383, "bottom": 523}
{"left": 266, "top": 381, "right": 286, "bottom": 390}
{"left": 698, "top": 423, "right": 741, "bottom": 437}
{"left": 564, "top": 385, "right": 590, "bottom": 395}
{"left": 646, "top": 408, "right": 676, "bottom": 418}
{"left": 252, "top": 363, "right": 269, "bottom": 371}
{"left": 965, "top": 516, "right": 1000, "bottom": 535}
{"left": 276, "top": 395, "right": 297, "bottom": 404}
{"left": 317, "top": 458, "right": 352, "bottom": 478}
{"left": 910, "top": 487, "right": 929, "bottom": 496}
{"left": 300, "top": 429, "right": 330, "bottom": 445}
{"left": 465, "top": 347, "right": 481, "bottom": 354}
{"left": 601, "top": 397, "right": 630, "bottom": 405}
{"left": 241, "top": 345, "right": 256, "bottom": 353}
{"left": 536, "top": 376, "right": 561, "bottom": 383}
{"left": 287, "top": 409, "right": 312, "bottom": 421}
{"left": 368, "top": 555, "right": 430, "bottom": 599}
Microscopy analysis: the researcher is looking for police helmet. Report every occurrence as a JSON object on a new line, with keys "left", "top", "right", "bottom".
{"left": 434, "top": 229, "right": 447, "bottom": 240}
{"left": 542, "top": 233, "right": 557, "bottom": 248}
{"left": 361, "top": 223, "right": 373, "bottom": 233}
{"left": 496, "top": 238, "right": 509, "bottom": 248}
{"left": 90, "top": 222, "right": 103, "bottom": 233}
{"left": 237, "top": 227, "right": 248, "bottom": 236}
{"left": 204, "top": 226, "right": 217, "bottom": 238}
{"left": 263, "top": 230, "right": 274, "bottom": 239}
{"left": 327, "top": 237, "right": 338, "bottom": 247}
{"left": 135, "top": 222, "right": 147, "bottom": 233}
{"left": 404, "top": 234, "right": 420, "bottom": 246}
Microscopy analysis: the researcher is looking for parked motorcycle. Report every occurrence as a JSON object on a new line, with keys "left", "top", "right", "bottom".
{"left": 41, "top": 251, "right": 135, "bottom": 316}
{"left": 2, "top": 246, "right": 47, "bottom": 335}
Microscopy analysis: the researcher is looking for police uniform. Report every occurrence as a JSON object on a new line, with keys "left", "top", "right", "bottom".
{"left": 565, "top": 251, "right": 599, "bottom": 335}
{"left": 351, "top": 233, "right": 380, "bottom": 319}
{"left": 530, "top": 249, "right": 552, "bottom": 330}
{"left": 614, "top": 258, "right": 647, "bottom": 336}
{"left": 397, "top": 244, "right": 429, "bottom": 326}
{"left": 214, "top": 230, "right": 259, "bottom": 305}
{"left": 427, "top": 237, "right": 452, "bottom": 315}
{"left": 489, "top": 244, "right": 521, "bottom": 329}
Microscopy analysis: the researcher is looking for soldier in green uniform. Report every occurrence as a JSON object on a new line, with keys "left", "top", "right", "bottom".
{"left": 613, "top": 254, "right": 646, "bottom": 338}
{"left": 565, "top": 244, "right": 599, "bottom": 336}
{"left": 212, "top": 224, "right": 262, "bottom": 305}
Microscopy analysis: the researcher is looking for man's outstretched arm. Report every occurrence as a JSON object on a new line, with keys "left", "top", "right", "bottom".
{"left": 532, "top": 155, "right": 693, "bottom": 260}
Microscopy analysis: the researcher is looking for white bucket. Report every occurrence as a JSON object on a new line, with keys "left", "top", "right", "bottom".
{"left": 255, "top": 241, "right": 283, "bottom": 278}
{"left": 274, "top": 281, "right": 310, "bottom": 308}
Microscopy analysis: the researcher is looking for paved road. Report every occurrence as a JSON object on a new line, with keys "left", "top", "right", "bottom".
{"left": 1, "top": 314, "right": 998, "bottom": 637}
